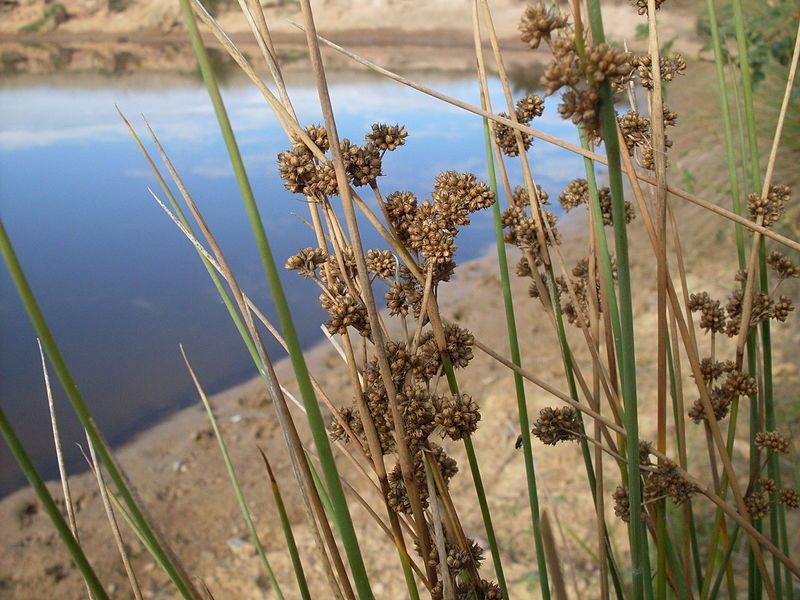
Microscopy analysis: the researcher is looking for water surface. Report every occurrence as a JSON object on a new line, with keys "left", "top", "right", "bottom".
{"left": 0, "top": 65, "right": 582, "bottom": 496}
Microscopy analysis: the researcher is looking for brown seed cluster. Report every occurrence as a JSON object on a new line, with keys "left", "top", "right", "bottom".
{"left": 277, "top": 122, "right": 410, "bottom": 198}
{"left": 386, "top": 172, "right": 495, "bottom": 274}
{"left": 539, "top": 25, "right": 629, "bottom": 141}
{"left": 365, "top": 123, "right": 408, "bottom": 152}
{"left": 366, "top": 248, "right": 396, "bottom": 280}
{"left": 780, "top": 488, "right": 800, "bottom": 510}
{"left": 493, "top": 94, "right": 545, "bottom": 156}
{"left": 688, "top": 368, "right": 756, "bottom": 423}
{"left": 387, "top": 444, "right": 458, "bottom": 515}
{"left": 767, "top": 250, "right": 800, "bottom": 280}
{"left": 434, "top": 393, "right": 481, "bottom": 441}
{"left": 519, "top": 1, "right": 567, "bottom": 50}
{"left": 618, "top": 108, "right": 677, "bottom": 170}
{"left": 502, "top": 193, "right": 561, "bottom": 267}
{"left": 285, "top": 247, "right": 329, "bottom": 279}
{"left": 644, "top": 460, "right": 697, "bottom": 506}
{"left": 755, "top": 430, "right": 790, "bottom": 455}
{"left": 748, "top": 184, "right": 791, "bottom": 227}
{"left": 631, "top": 0, "right": 665, "bottom": 15}
{"left": 532, "top": 406, "right": 582, "bottom": 445}
{"left": 624, "top": 53, "right": 686, "bottom": 90}
{"left": 613, "top": 486, "right": 631, "bottom": 522}
{"left": 558, "top": 178, "right": 635, "bottom": 226}
{"left": 745, "top": 490, "right": 770, "bottom": 520}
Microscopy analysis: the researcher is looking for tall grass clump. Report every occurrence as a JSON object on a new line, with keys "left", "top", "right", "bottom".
{"left": 2, "top": 0, "right": 799, "bottom": 598}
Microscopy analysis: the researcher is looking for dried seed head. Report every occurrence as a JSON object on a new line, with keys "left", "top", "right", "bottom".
{"left": 407, "top": 202, "right": 457, "bottom": 264}
{"left": 516, "top": 94, "right": 546, "bottom": 121}
{"left": 613, "top": 486, "right": 631, "bottom": 522}
{"left": 720, "top": 370, "right": 757, "bottom": 399}
{"left": 755, "top": 431, "right": 790, "bottom": 454}
{"left": 285, "top": 247, "right": 329, "bottom": 279}
{"left": 366, "top": 249, "right": 396, "bottom": 279}
{"left": 767, "top": 251, "right": 800, "bottom": 280}
{"left": 779, "top": 488, "right": 800, "bottom": 510}
{"left": 558, "top": 89, "right": 601, "bottom": 138}
{"left": 688, "top": 387, "right": 732, "bottom": 423}
{"left": 309, "top": 162, "right": 339, "bottom": 196}
{"left": 598, "top": 186, "right": 635, "bottom": 226}
{"left": 384, "top": 280, "right": 408, "bottom": 316}
{"left": 532, "top": 406, "right": 582, "bottom": 445}
{"left": 630, "top": 53, "right": 686, "bottom": 90}
{"left": 442, "top": 323, "right": 475, "bottom": 369}
{"left": 688, "top": 292, "right": 726, "bottom": 334}
{"left": 435, "top": 393, "right": 481, "bottom": 441}
{"left": 772, "top": 295, "right": 794, "bottom": 322}
{"left": 296, "top": 123, "right": 329, "bottom": 153}
{"left": 328, "top": 405, "right": 363, "bottom": 445}
{"left": 434, "top": 171, "right": 496, "bottom": 213}
{"left": 559, "top": 178, "right": 589, "bottom": 211}
{"left": 365, "top": 123, "right": 408, "bottom": 151}
{"left": 631, "top": 0, "right": 665, "bottom": 15}
{"left": 747, "top": 184, "right": 791, "bottom": 227}
{"left": 759, "top": 478, "right": 777, "bottom": 494}
{"left": 585, "top": 42, "right": 630, "bottom": 85}
{"left": 343, "top": 140, "right": 383, "bottom": 187}
{"left": 321, "top": 293, "right": 371, "bottom": 338}
{"left": 639, "top": 440, "right": 653, "bottom": 466}
{"left": 744, "top": 490, "right": 770, "bottom": 520}
{"left": 384, "top": 190, "right": 418, "bottom": 244}
{"left": 645, "top": 459, "right": 697, "bottom": 506}
{"left": 277, "top": 147, "right": 315, "bottom": 194}
{"left": 697, "top": 357, "right": 735, "bottom": 384}
{"left": 493, "top": 112, "right": 534, "bottom": 157}
{"left": 519, "top": 1, "right": 567, "bottom": 50}
{"left": 399, "top": 386, "right": 436, "bottom": 451}
{"left": 478, "top": 579, "right": 504, "bottom": 599}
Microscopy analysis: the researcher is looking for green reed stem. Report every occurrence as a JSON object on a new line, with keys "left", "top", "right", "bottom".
{"left": 0, "top": 220, "right": 197, "bottom": 599}
{"left": 0, "top": 404, "right": 109, "bottom": 600}
{"left": 666, "top": 328, "right": 703, "bottom": 595}
{"left": 262, "top": 453, "right": 312, "bottom": 600}
{"left": 441, "top": 355, "right": 509, "bottom": 596}
{"left": 731, "top": 3, "right": 791, "bottom": 597}
{"left": 481, "top": 114, "right": 543, "bottom": 600}
{"left": 585, "top": 3, "right": 651, "bottom": 598}
{"left": 705, "top": 0, "right": 745, "bottom": 265}
{"left": 178, "top": 4, "right": 373, "bottom": 597}
{"left": 185, "top": 350, "right": 285, "bottom": 599}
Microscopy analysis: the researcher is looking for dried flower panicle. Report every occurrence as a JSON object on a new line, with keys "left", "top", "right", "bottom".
{"left": 493, "top": 94, "right": 545, "bottom": 156}
{"left": 780, "top": 488, "right": 800, "bottom": 510}
{"left": 532, "top": 406, "right": 582, "bottom": 445}
{"left": 618, "top": 109, "right": 676, "bottom": 170}
{"left": 558, "top": 179, "right": 634, "bottom": 225}
{"left": 519, "top": 1, "right": 567, "bottom": 50}
{"left": 688, "top": 292, "right": 726, "bottom": 334}
{"left": 755, "top": 431, "right": 790, "bottom": 455}
{"left": 435, "top": 393, "right": 481, "bottom": 441}
{"left": 745, "top": 490, "right": 770, "bottom": 520}
{"left": 613, "top": 486, "right": 631, "bottom": 522}
{"left": 626, "top": 53, "right": 686, "bottom": 91}
{"left": 285, "top": 247, "right": 329, "bottom": 279}
{"left": 767, "top": 250, "right": 800, "bottom": 280}
{"left": 748, "top": 184, "right": 790, "bottom": 227}
{"left": 688, "top": 387, "right": 733, "bottom": 423}
{"left": 365, "top": 123, "right": 408, "bottom": 152}
{"left": 644, "top": 459, "right": 697, "bottom": 506}
{"left": 366, "top": 248, "right": 396, "bottom": 280}
{"left": 631, "top": 0, "right": 665, "bottom": 15}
